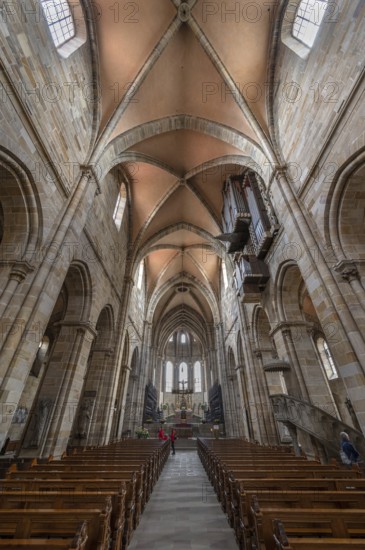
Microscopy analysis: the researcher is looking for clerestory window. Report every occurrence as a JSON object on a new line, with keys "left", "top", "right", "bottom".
{"left": 136, "top": 261, "right": 144, "bottom": 290}
{"left": 165, "top": 361, "right": 173, "bottom": 392}
{"left": 194, "top": 361, "right": 202, "bottom": 393}
{"left": 316, "top": 336, "right": 338, "bottom": 380}
{"left": 292, "top": 0, "right": 328, "bottom": 48}
{"left": 222, "top": 260, "right": 228, "bottom": 289}
{"left": 113, "top": 183, "right": 127, "bottom": 231}
{"left": 40, "top": 0, "right": 75, "bottom": 48}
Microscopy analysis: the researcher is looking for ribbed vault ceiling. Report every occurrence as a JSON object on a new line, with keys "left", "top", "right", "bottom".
{"left": 94, "top": 0, "right": 279, "bottom": 331}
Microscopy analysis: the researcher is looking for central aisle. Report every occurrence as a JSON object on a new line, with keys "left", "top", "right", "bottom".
{"left": 128, "top": 450, "right": 238, "bottom": 549}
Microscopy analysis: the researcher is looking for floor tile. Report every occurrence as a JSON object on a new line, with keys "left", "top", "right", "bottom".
{"left": 128, "top": 450, "right": 238, "bottom": 549}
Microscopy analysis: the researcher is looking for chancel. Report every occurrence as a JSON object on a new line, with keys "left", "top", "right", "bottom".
{"left": 0, "top": 0, "right": 365, "bottom": 548}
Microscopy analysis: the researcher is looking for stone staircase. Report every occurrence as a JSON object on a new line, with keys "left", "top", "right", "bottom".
{"left": 270, "top": 393, "right": 365, "bottom": 461}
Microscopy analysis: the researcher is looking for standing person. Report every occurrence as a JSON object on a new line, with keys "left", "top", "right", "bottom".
{"left": 170, "top": 428, "right": 177, "bottom": 455}
{"left": 158, "top": 427, "right": 165, "bottom": 440}
{"left": 340, "top": 431, "right": 360, "bottom": 464}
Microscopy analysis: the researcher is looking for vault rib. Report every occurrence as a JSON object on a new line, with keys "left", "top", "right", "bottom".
{"left": 93, "top": 15, "right": 183, "bottom": 159}
{"left": 185, "top": 15, "right": 277, "bottom": 165}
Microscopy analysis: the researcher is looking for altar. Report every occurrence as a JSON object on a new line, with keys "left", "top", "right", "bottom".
{"left": 175, "top": 424, "right": 193, "bottom": 439}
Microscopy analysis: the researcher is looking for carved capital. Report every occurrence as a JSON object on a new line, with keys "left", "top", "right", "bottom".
{"left": 55, "top": 320, "right": 98, "bottom": 340}
{"left": 80, "top": 164, "right": 102, "bottom": 195}
{"left": 10, "top": 260, "right": 35, "bottom": 282}
{"left": 274, "top": 165, "right": 288, "bottom": 178}
{"left": 263, "top": 359, "right": 291, "bottom": 372}
{"left": 334, "top": 259, "right": 359, "bottom": 283}
{"left": 120, "top": 363, "right": 131, "bottom": 372}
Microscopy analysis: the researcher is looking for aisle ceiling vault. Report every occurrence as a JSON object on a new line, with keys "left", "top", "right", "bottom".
{"left": 93, "top": 0, "right": 279, "bottom": 332}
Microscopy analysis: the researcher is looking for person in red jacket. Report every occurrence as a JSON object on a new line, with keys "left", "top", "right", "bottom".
{"left": 158, "top": 427, "right": 168, "bottom": 441}
{"left": 170, "top": 428, "right": 177, "bottom": 455}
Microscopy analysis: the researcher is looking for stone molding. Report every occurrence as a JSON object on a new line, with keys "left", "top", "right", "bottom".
{"left": 333, "top": 259, "right": 359, "bottom": 283}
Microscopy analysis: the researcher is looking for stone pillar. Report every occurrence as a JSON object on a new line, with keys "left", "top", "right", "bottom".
{"left": 103, "top": 275, "right": 135, "bottom": 443}
{"left": 86, "top": 347, "right": 115, "bottom": 446}
{"left": 274, "top": 168, "right": 365, "bottom": 432}
{"left": 113, "top": 364, "right": 131, "bottom": 440}
{"left": 271, "top": 323, "right": 310, "bottom": 400}
{"left": 215, "top": 322, "right": 233, "bottom": 435}
{"left": 334, "top": 260, "right": 365, "bottom": 315}
{"left": 134, "top": 321, "right": 152, "bottom": 427}
{"left": 237, "top": 302, "right": 271, "bottom": 443}
{"left": 0, "top": 168, "right": 100, "bottom": 450}
{"left": 252, "top": 350, "right": 279, "bottom": 445}
{"left": 0, "top": 261, "right": 34, "bottom": 318}
{"left": 236, "top": 365, "right": 251, "bottom": 439}
{"left": 39, "top": 322, "right": 97, "bottom": 457}
{"left": 157, "top": 357, "right": 164, "bottom": 396}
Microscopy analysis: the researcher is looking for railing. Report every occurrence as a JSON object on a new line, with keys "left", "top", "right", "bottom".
{"left": 270, "top": 393, "right": 365, "bottom": 457}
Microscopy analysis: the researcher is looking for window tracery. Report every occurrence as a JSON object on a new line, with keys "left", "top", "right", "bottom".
{"left": 40, "top": 0, "right": 75, "bottom": 47}
{"left": 293, "top": 0, "right": 328, "bottom": 48}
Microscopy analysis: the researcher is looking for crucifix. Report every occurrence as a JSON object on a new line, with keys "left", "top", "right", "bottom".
{"left": 179, "top": 380, "right": 188, "bottom": 392}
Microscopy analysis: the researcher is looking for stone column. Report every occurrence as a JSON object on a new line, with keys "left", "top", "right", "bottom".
{"left": 103, "top": 275, "right": 135, "bottom": 443}
{"left": 41, "top": 322, "right": 97, "bottom": 457}
{"left": 0, "top": 168, "right": 99, "bottom": 362}
{"left": 271, "top": 323, "right": 310, "bottom": 400}
{"left": 274, "top": 168, "right": 365, "bottom": 432}
{"left": 112, "top": 364, "right": 131, "bottom": 440}
{"left": 0, "top": 168, "right": 100, "bottom": 450}
{"left": 134, "top": 321, "right": 152, "bottom": 427}
{"left": 334, "top": 260, "right": 365, "bottom": 315}
{"left": 236, "top": 365, "right": 251, "bottom": 439}
{"left": 157, "top": 357, "right": 164, "bottom": 396}
{"left": 0, "top": 261, "right": 34, "bottom": 318}
{"left": 215, "top": 322, "right": 233, "bottom": 435}
{"left": 86, "top": 347, "right": 115, "bottom": 446}
{"left": 252, "top": 350, "right": 279, "bottom": 445}
{"left": 237, "top": 302, "right": 270, "bottom": 443}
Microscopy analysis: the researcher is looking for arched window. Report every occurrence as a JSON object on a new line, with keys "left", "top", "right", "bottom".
{"left": 194, "top": 361, "right": 202, "bottom": 393}
{"left": 222, "top": 260, "right": 228, "bottom": 289}
{"left": 30, "top": 336, "right": 50, "bottom": 377}
{"left": 181, "top": 333, "right": 186, "bottom": 344}
{"left": 113, "top": 182, "right": 127, "bottom": 230}
{"left": 179, "top": 362, "right": 188, "bottom": 385}
{"left": 136, "top": 261, "right": 144, "bottom": 290}
{"left": 40, "top": 0, "right": 75, "bottom": 47}
{"left": 165, "top": 361, "right": 173, "bottom": 392}
{"left": 316, "top": 336, "right": 338, "bottom": 380}
{"left": 293, "top": 0, "right": 328, "bottom": 48}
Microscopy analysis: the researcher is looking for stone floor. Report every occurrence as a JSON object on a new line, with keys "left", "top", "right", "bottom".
{"left": 128, "top": 450, "right": 238, "bottom": 549}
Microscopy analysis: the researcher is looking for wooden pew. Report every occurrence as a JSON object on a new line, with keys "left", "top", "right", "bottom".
{"left": 251, "top": 502, "right": 365, "bottom": 550}
{"left": 0, "top": 440, "right": 169, "bottom": 550}
{"left": 0, "top": 490, "right": 125, "bottom": 550}
{"left": 219, "top": 467, "right": 361, "bottom": 518}
{"left": 28, "top": 461, "right": 146, "bottom": 520}
{"left": 4, "top": 439, "right": 170, "bottom": 549}
{"left": 235, "top": 491, "right": 365, "bottom": 549}
{"left": 0, "top": 520, "right": 88, "bottom": 549}
{"left": 5, "top": 470, "right": 136, "bottom": 548}
{"left": 46, "top": 457, "right": 153, "bottom": 507}
{"left": 0, "top": 507, "right": 111, "bottom": 550}
{"left": 197, "top": 437, "right": 365, "bottom": 550}
{"left": 273, "top": 519, "right": 365, "bottom": 549}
